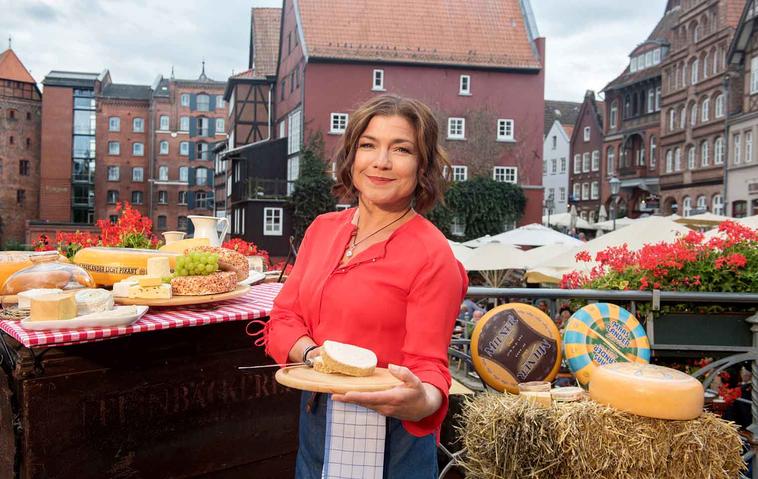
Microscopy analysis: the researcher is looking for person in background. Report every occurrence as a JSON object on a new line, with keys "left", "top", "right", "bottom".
{"left": 259, "top": 94, "right": 468, "bottom": 478}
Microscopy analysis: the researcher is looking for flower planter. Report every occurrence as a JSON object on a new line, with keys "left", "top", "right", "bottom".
{"left": 647, "top": 312, "right": 755, "bottom": 352}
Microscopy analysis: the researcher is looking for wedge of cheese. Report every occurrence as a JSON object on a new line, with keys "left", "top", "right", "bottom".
{"left": 30, "top": 293, "right": 77, "bottom": 322}
{"left": 137, "top": 276, "right": 162, "bottom": 287}
{"left": 127, "top": 283, "right": 172, "bottom": 300}
{"left": 74, "top": 288, "right": 115, "bottom": 315}
{"left": 315, "top": 340, "right": 377, "bottom": 377}
{"left": 146, "top": 257, "right": 171, "bottom": 278}
{"left": 112, "top": 280, "right": 137, "bottom": 298}
{"left": 17, "top": 288, "right": 63, "bottom": 310}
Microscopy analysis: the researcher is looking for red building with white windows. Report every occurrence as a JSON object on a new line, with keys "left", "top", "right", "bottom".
{"left": 226, "top": 0, "right": 546, "bottom": 253}
{"left": 569, "top": 91, "right": 605, "bottom": 223}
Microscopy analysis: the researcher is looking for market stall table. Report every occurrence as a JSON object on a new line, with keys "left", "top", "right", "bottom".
{"left": 0, "top": 282, "right": 299, "bottom": 478}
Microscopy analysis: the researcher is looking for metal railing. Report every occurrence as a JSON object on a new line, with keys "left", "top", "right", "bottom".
{"left": 244, "top": 178, "right": 290, "bottom": 199}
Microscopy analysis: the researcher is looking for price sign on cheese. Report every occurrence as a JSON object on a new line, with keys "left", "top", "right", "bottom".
{"left": 563, "top": 303, "right": 650, "bottom": 388}
{"left": 471, "top": 303, "right": 562, "bottom": 393}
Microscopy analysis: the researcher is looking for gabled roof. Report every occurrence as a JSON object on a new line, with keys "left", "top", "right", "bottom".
{"left": 0, "top": 48, "right": 36, "bottom": 84}
{"left": 100, "top": 83, "right": 152, "bottom": 101}
{"left": 295, "top": 0, "right": 542, "bottom": 70}
{"left": 570, "top": 91, "right": 604, "bottom": 144}
{"left": 728, "top": 0, "right": 758, "bottom": 66}
{"left": 544, "top": 100, "right": 581, "bottom": 136}
{"left": 248, "top": 7, "right": 281, "bottom": 79}
{"left": 603, "top": 6, "right": 680, "bottom": 92}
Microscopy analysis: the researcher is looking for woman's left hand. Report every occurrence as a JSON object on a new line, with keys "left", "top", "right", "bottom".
{"left": 332, "top": 364, "right": 442, "bottom": 422}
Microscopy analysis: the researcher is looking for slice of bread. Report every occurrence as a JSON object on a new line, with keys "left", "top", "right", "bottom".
{"left": 315, "top": 340, "right": 377, "bottom": 377}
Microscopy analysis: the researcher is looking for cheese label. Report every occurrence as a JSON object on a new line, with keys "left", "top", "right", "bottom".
{"left": 471, "top": 304, "right": 562, "bottom": 393}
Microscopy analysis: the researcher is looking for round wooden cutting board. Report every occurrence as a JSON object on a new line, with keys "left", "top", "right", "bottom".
{"left": 275, "top": 366, "right": 402, "bottom": 394}
{"left": 114, "top": 285, "right": 251, "bottom": 307}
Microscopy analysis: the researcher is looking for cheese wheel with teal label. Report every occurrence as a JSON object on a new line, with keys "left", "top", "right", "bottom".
{"left": 563, "top": 303, "right": 650, "bottom": 388}
{"left": 471, "top": 303, "right": 562, "bottom": 393}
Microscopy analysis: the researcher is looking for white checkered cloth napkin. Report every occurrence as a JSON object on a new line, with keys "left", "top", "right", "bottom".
{"left": 321, "top": 396, "right": 386, "bottom": 479}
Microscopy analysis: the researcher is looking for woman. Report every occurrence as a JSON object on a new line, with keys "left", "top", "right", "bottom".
{"left": 259, "top": 95, "right": 468, "bottom": 478}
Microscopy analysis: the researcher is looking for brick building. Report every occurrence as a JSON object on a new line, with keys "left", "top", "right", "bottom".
{"left": 602, "top": 2, "right": 679, "bottom": 220}
{"left": 569, "top": 91, "right": 605, "bottom": 223}
{"left": 726, "top": 0, "right": 758, "bottom": 217}
{"left": 658, "top": 0, "right": 745, "bottom": 217}
{"left": 0, "top": 48, "right": 41, "bottom": 246}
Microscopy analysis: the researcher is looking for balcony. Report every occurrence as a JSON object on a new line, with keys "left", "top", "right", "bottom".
{"left": 244, "top": 178, "right": 290, "bottom": 200}
{"left": 72, "top": 172, "right": 95, "bottom": 183}
{"left": 72, "top": 196, "right": 95, "bottom": 207}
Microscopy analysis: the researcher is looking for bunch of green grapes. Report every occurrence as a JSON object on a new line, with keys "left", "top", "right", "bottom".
{"left": 174, "top": 251, "right": 220, "bottom": 277}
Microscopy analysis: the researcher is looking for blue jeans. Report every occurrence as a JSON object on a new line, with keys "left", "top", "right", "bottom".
{"left": 295, "top": 392, "right": 438, "bottom": 479}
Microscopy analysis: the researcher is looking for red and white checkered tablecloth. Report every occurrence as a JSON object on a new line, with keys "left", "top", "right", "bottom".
{"left": 0, "top": 282, "right": 283, "bottom": 349}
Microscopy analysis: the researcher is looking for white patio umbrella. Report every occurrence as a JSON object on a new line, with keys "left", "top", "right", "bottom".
{"left": 675, "top": 212, "right": 731, "bottom": 227}
{"left": 598, "top": 205, "right": 608, "bottom": 222}
{"left": 591, "top": 216, "right": 637, "bottom": 231}
{"left": 737, "top": 215, "right": 758, "bottom": 229}
{"left": 448, "top": 240, "right": 473, "bottom": 263}
{"left": 462, "top": 242, "right": 529, "bottom": 287}
{"left": 478, "top": 223, "right": 583, "bottom": 247}
{"left": 462, "top": 235, "right": 491, "bottom": 247}
{"left": 541, "top": 212, "right": 593, "bottom": 229}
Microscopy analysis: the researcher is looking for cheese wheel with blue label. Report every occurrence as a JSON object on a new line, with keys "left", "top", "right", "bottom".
{"left": 471, "top": 303, "right": 562, "bottom": 393}
{"left": 590, "top": 363, "right": 704, "bottom": 420}
{"left": 563, "top": 303, "right": 650, "bottom": 388}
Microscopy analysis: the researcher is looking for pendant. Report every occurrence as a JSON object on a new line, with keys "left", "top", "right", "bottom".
{"left": 345, "top": 249, "right": 353, "bottom": 258}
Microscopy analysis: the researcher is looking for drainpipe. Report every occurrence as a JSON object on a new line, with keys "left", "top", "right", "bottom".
{"left": 722, "top": 73, "right": 731, "bottom": 215}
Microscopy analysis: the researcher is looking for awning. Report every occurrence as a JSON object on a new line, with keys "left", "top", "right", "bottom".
{"left": 620, "top": 177, "right": 660, "bottom": 194}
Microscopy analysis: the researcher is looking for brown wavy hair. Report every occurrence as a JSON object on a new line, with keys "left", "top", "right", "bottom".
{"left": 332, "top": 94, "right": 451, "bottom": 214}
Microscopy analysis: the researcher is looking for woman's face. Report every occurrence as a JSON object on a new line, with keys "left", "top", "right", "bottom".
{"left": 352, "top": 114, "right": 419, "bottom": 211}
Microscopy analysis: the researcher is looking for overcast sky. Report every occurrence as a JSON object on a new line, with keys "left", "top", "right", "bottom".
{"left": 2, "top": 0, "right": 666, "bottom": 103}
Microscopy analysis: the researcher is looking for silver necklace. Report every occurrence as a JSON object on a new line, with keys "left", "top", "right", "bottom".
{"left": 345, "top": 208, "right": 412, "bottom": 258}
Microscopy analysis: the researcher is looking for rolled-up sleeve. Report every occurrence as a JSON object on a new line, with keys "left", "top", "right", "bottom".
{"left": 401, "top": 252, "right": 468, "bottom": 437}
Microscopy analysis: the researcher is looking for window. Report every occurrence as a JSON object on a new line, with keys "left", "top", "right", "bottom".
{"left": 158, "top": 191, "right": 168, "bottom": 204}
{"left": 674, "top": 147, "right": 682, "bottom": 171}
{"left": 196, "top": 117, "right": 209, "bottom": 136}
{"left": 132, "top": 143, "right": 144, "bottom": 156}
{"left": 680, "top": 106, "right": 686, "bottom": 129}
{"left": 655, "top": 86, "right": 661, "bottom": 111}
{"left": 180, "top": 94, "right": 190, "bottom": 107}
{"left": 159, "top": 141, "right": 169, "bottom": 155}
{"left": 180, "top": 116, "right": 189, "bottom": 131}
{"left": 590, "top": 181, "right": 599, "bottom": 200}
{"left": 582, "top": 152, "right": 590, "bottom": 172}
{"left": 107, "top": 190, "right": 119, "bottom": 204}
{"left": 733, "top": 200, "right": 748, "bottom": 217}
{"left": 696, "top": 195, "right": 707, "bottom": 213}
{"left": 682, "top": 196, "right": 692, "bottom": 216}
{"left": 493, "top": 166, "right": 517, "bottom": 183}
{"left": 702, "top": 98, "right": 710, "bottom": 122}
{"left": 687, "top": 146, "right": 695, "bottom": 170}
{"left": 108, "top": 141, "right": 120, "bottom": 155}
{"left": 701, "top": 140, "right": 710, "bottom": 167}
{"left": 497, "top": 119, "right": 514, "bottom": 141}
{"left": 591, "top": 150, "right": 600, "bottom": 171}
{"left": 654, "top": 48, "right": 661, "bottom": 64}
{"left": 610, "top": 102, "right": 618, "bottom": 128}
{"left": 372, "top": 69, "right": 384, "bottom": 90}
{"left": 196, "top": 94, "right": 210, "bottom": 112}
{"left": 159, "top": 115, "right": 169, "bottom": 130}
{"left": 216, "top": 95, "right": 224, "bottom": 109}
{"left": 109, "top": 215, "right": 118, "bottom": 224}
{"left": 607, "top": 147, "right": 615, "bottom": 175}
{"left": 624, "top": 95, "right": 631, "bottom": 118}
{"left": 180, "top": 141, "right": 189, "bottom": 156}
{"left": 197, "top": 142, "right": 209, "bottom": 161}
{"left": 551, "top": 136, "right": 557, "bottom": 150}
{"left": 452, "top": 165, "right": 468, "bottom": 181}
{"left": 133, "top": 117, "right": 144, "bottom": 132}
{"left": 747, "top": 131, "right": 753, "bottom": 162}
{"left": 288, "top": 109, "right": 302, "bottom": 154}
{"left": 559, "top": 187, "right": 566, "bottom": 201}
{"left": 573, "top": 154, "right": 581, "bottom": 174}
{"left": 18, "top": 160, "right": 29, "bottom": 176}
{"left": 157, "top": 215, "right": 167, "bottom": 229}
{"left": 703, "top": 53, "right": 709, "bottom": 79}
{"left": 581, "top": 182, "right": 589, "bottom": 200}
{"left": 752, "top": 56, "right": 758, "bottom": 94}
{"left": 647, "top": 89, "right": 655, "bottom": 113}
{"left": 459, "top": 75, "right": 471, "bottom": 95}
{"left": 669, "top": 109, "right": 676, "bottom": 131}
{"left": 178, "top": 216, "right": 189, "bottom": 230}
{"left": 666, "top": 150, "right": 673, "bottom": 173}
{"left": 573, "top": 183, "right": 581, "bottom": 200}
{"left": 548, "top": 188, "right": 555, "bottom": 200}
{"left": 583, "top": 127, "right": 590, "bottom": 142}
{"left": 263, "top": 207, "right": 283, "bottom": 236}
{"left": 215, "top": 118, "right": 225, "bottom": 133}
{"left": 132, "top": 167, "right": 144, "bottom": 182}
{"left": 543, "top": 160, "right": 547, "bottom": 175}
{"left": 551, "top": 159, "right": 557, "bottom": 174}
{"left": 131, "top": 191, "right": 143, "bottom": 205}
{"left": 158, "top": 165, "right": 169, "bottom": 181}
{"left": 107, "top": 166, "right": 119, "bottom": 181}
{"left": 650, "top": 136, "right": 657, "bottom": 168}
{"left": 715, "top": 136, "right": 724, "bottom": 164}
{"left": 178, "top": 191, "right": 187, "bottom": 205}
{"left": 450, "top": 217, "right": 465, "bottom": 237}
{"left": 715, "top": 94, "right": 724, "bottom": 118}
{"left": 560, "top": 157, "right": 566, "bottom": 173}
{"left": 196, "top": 167, "right": 208, "bottom": 185}
{"left": 734, "top": 133, "right": 742, "bottom": 164}
{"left": 287, "top": 156, "right": 300, "bottom": 195}
{"left": 447, "top": 118, "right": 465, "bottom": 140}
{"left": 712, "top": 194, "right": 724, "bottom": 215}
{"left": 195, "top": 191, "right": 208, "bottom": 209}
{"left": 330, "top": 113, "right": 348, "bottom": 134}
{"left": 108, "top": 116, "right": 120, "bottom": 131}
{"left": 690, "top": 104, "right": 697, "bottom": 126}
{"left": 179, "top": 167, "right": 189, "bottom": 182}
{"left": 691, "top": 59, "right": 699, "bottom": 84}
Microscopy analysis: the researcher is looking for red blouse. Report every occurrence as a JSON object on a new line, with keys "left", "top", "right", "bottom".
{"left": 261, "top": 208, "right": 468, "bottom": 437}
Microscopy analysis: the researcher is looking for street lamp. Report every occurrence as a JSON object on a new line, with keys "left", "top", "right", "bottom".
{"left": 544, "top": 195, "right": 555, "bottom": 228}
{"left": 609, "top": 176, "right": 621, "bottom": 231}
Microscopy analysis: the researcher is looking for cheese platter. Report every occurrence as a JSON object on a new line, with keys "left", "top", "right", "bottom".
{"left": 20, "top": 305, "right": 149, "bottom": 330}
{"left": 114, "top": 284, "right": 251, "bottom": 307}
{"left": 275, "top": 365, "right": 402, "bottom": 394}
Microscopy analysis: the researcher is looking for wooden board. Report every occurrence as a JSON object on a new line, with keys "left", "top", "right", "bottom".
{"left": 275, "top": 366, "right": 402, "bottom": 394}
{"left": 114, "top": 284, "right": 250, "bottom": 307}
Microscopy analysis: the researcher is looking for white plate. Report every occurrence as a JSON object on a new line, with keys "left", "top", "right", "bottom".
{"left": 20, "top": 305, "right": 149, "bottom": 330}
{"left": 238, "top": 270, "right": 266, "bottom": 286}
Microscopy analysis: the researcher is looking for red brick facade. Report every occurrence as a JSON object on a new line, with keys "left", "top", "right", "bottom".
{"left": 569, "top": 92, "right": 605, "bottom": 222}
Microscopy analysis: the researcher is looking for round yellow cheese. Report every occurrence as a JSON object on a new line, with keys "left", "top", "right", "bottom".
{"left": 471, "top": 303, "right": 562, "bottom": 393}
{"left": 589, "top": 363, "right": 704, "bottom": 420}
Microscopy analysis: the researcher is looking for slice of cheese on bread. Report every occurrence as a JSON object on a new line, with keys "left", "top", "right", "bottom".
{"left": 312, "top": 340, "right": 377, "bottom": 377}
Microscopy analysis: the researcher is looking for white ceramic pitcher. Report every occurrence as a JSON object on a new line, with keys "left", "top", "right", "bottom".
{"left": 188, "top": 215, "right": 230, "bottom": 247}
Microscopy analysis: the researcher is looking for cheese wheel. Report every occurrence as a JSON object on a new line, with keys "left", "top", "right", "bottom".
{"left": 563, "top": 303, "right": 650, "bottom": 388}
{"left": 73, "top": 247, "right": 179, "bottom": 286}
{"left": 74, "top": 288, "right": 114, "bottom": 315}
{"left": 589, "top": 363, "right": 704, "bottom": 420}
{"left": 471, "top": 303, "right": 562, "bottom": 393}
